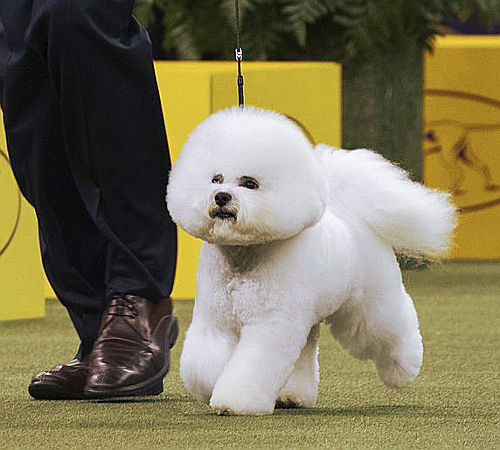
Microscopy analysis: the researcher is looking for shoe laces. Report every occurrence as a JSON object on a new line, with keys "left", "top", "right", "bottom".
{"left": 107, "top": 295, "right": 139, "bottom": 318}
{"left": 99, "top": 295, "right": 152, "bottom": 350}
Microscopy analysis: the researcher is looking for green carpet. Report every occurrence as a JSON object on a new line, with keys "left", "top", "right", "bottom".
{"left": 0, "top": 262, "right": 498, "bottom": 449}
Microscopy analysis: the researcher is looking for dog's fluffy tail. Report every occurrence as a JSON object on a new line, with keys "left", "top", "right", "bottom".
{"left": 315, "top": 145, "right": 456, "bottom": 258}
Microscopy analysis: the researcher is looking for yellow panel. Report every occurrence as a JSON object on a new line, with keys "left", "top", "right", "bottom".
{"left": 154, "top": 62, "right": 213, "bottom": 299}
{"left": 424, "top": 36, "right": 500, "bottom": 259}
{"left": 0, "top": 111, "right": 45, "bottom": 321}
{"left": 211, "top": 62, "right": 342, "bottom": 147}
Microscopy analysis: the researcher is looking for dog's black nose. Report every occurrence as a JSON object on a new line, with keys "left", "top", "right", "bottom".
{"left": 215, "top": 192, "right": 232, "bottom": 207}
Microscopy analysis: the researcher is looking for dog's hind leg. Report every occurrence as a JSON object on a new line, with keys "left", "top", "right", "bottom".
{"left": 326, "top": 287, "right": 423, "bottom": 389}
{"left": 276, "top": 323, "right": 320, "bottom": 408}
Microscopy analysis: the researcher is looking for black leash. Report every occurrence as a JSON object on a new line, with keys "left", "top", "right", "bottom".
{"left": 234, "top": 0, "right": 244, "bottom": 107}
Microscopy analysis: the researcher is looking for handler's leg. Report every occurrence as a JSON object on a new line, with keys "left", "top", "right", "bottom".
{"left": 0, "top": 0, "right": 106, "bottom": 359}
{"left": 0, "top": 0, "right": 108, "bottom": 399}
{"left": 26, "top": 0, "right": 177, "bottom": 300}
{"left": 27, "top": 0, "right": 179, "bottom": 397}
{"left": 1, "top": 0, "right": 178, "bottom": 398}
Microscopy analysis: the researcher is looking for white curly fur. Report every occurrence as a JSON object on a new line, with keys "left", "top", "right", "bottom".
{"left": 167, "top": 106, "right": 456, "bottom": 415}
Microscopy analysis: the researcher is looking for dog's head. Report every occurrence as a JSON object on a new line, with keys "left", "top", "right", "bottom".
{"left": 167, "top": 107, "right": 327, "bottom": 245}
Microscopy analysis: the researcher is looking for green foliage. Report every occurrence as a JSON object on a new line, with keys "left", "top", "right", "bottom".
{"left": 134, "top": 0, "right": 155, "bottom": 27}
{"left": 325, "top": 0, "right": 500, "bottom": 59}
{"left": 156, "top": 0, "right": 229, "bottom": 59}
{"left": 140, "top": 0, "right": 297, "bottom": 59}
{"left": 135, "top": 0, "right": 500, "bottom": 62}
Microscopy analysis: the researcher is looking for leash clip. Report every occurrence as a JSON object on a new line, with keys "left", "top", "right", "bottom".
{"left": 235, "top": 48, "right": 243, "bottom": 62}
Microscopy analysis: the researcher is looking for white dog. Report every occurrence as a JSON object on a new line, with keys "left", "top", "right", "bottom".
{"left": 167, "top": 107, "right": 456, "bottom": 415}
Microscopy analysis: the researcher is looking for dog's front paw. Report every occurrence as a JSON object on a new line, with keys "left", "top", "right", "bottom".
{"left": 209, "top": 385, "right": 275, "bottom": 415}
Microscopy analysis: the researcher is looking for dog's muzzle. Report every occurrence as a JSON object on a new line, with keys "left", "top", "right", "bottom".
{"left": 210, "top": 192, "right": 237, "bottom": 221}
{"left": 209, "top": 206, "right": 237, "bottom": 221}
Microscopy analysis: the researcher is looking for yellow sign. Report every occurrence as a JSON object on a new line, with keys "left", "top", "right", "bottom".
{"left": 0, "top": 149, "right": 21, "bottom": 260}
{"left": 424, "top": 36, "right": 500, "bottom": 259}
{"left": 0, "top": 111, "right": 45, "bottom": 321}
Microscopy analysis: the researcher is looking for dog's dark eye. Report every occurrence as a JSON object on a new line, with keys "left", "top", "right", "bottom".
{"left": 212, "top": 174, "right": 224, "bottom": 184}
{"left": 240, "top": 176, "right": 259, "bottom": 190}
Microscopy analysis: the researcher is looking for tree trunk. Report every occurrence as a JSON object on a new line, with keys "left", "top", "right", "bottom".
{"left": 342, "top": 43, "right": 423, "bottom": 181}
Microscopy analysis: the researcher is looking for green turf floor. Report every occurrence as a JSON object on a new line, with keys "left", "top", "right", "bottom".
{"left": 0, "top": 262, "right": 499, "bottom": 449}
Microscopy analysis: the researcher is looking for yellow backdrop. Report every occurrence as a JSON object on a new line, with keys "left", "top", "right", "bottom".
{"left": 424, "top": 36, "right": 500, "bottom": 259}
{"left": 0, "top": 110, "right": 45, "bottom": 321}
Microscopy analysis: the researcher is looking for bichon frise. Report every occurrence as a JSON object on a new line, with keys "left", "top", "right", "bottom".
{"left": 167, "top": 107, "right": 456, "bottom": 415}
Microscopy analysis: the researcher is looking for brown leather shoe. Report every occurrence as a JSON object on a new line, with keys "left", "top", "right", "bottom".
{"left": 28, "top": 359, "right": 88, "bottom": 400}
{"left": 84, "top": 294, "right": 178, "bottom": 398}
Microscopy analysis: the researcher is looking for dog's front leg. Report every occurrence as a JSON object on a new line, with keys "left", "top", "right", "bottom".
{"left": 209, "top": 319, "right": 311, "bottom": 415}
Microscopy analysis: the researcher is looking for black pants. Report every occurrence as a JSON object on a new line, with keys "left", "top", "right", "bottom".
{"left": 0, "top": 0, "right": 177, "bottom": 358}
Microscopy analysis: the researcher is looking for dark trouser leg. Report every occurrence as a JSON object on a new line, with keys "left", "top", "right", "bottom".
{"left": 0, "top": 0, "right": 105, "bottom": 358}
{"left": 0, "top": 0, "right": 177, "bottom": 359}
{"left": 31, "top": 0, "right": 178, "bottom": 302}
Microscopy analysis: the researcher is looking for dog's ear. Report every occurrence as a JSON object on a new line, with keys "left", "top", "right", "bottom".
{"left": 166, "top": 146, "right": 210, "bottom": 239}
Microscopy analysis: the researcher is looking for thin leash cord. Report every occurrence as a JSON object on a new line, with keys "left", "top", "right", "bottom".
{"left": 234, "top": 0, "right": 244, "bottom": 107}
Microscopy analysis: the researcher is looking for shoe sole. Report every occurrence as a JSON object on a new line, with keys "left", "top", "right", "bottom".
{"left": 84, "top": 316, "right": 179, "bottom": 399}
